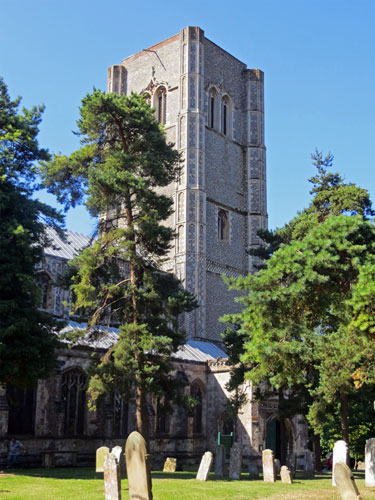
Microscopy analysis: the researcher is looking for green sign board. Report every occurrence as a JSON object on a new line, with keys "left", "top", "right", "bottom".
{"left": 218, "top": 432, "right": 233, "bottom": 449}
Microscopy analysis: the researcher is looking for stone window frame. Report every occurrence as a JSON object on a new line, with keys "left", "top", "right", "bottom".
{"left": 217, "top": 207, "right": 230, "bottom": 243}
{"left": 153, "top": 85, "right": 167, "bottom": 125}
{"left": 36, "top": 270, "right": 53, "bottom": 311}
{"left": 221, "top": 94, "right": 232, "bottom": 138}
{"left": 60, "top": 367, "right": 87, "bottom": 437}
{"left": 208, "top": 86, "right": 219, "bottom": 131}
{"left": 190, "top": 378, "right": 205, "bottom": 436}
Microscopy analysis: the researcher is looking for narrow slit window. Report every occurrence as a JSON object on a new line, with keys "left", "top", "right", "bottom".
{"left": 218, "top": 209, "right": 229, "bottom": 241}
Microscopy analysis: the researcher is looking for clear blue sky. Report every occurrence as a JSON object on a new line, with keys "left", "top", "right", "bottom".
{"left": 2, "top": 0, "right": 375, "bottom": 235}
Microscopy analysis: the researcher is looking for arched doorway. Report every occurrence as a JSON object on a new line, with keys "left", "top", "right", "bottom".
{"left": 265, "top": 417, "right": 281, "bottom": 459}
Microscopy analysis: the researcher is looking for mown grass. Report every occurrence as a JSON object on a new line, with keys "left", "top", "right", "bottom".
{"left": 1, "top": 468, "right": 375, "bottom": 500}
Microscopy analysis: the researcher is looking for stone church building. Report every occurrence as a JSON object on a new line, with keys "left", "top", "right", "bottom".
{"left": 0, "top": 27, "right": 308, "bottom": 468}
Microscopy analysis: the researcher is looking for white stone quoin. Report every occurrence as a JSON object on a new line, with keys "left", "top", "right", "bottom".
{"left": 332, "top": 440, "right": 348, "bottom": 486}
{"left": 365, "top": 437, "right": 375, "bottom": 487}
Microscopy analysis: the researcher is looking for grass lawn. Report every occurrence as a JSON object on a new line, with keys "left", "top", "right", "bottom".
{"left": 1, "top": 468, "right": 375, "bottom": 500}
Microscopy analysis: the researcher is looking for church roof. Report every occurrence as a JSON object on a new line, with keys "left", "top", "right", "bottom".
{"left": 59, "top": 320, "right": 227, "bottom": 361}
{"left": 44, "top": 227, "right": 91, "bottom": 260}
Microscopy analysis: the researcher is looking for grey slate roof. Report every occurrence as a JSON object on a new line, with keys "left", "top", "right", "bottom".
{"left": 44, "top": 227, "right": 91, "bottom": 260}
{"left": 59, "top": 320, "right": 227, "bottom": 361}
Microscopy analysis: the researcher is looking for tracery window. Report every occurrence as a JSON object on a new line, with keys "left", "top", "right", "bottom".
{"left": 155, "top": 87, "right": 167, "bottom": 124}
{"left": 61, "top": 368, "right": 86, "bottom": 436}
{"left": 218, "top": 208, "right": 229, "bottom": 241}
{"left": 36, "top": 272, "right": 52, "bottom": 310}
{"left": 112, "top": 392, "right": 128, "bottom": 437}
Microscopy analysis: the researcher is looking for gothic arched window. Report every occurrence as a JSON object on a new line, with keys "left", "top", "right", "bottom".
{"left": 208, "top": 88, "right": 218, "bottom": 130}
{"left": 36, "top": 272, "right": 52, "bottom": 310}
{"left": 155, "top": 398, "right": 169, "bottom": 435}
{"left": 6, "top": 385, "right": 36, "bottom": 435}
{"left": 222, "top": 95, "right": 231, "bottom": 136}
{"left": 218, "top": 208, "right": 229, "bottom": 241}
{"left": 112, "top": 392, "right": 128, "bottom": 437}
{"left": 61, "top": 368, "right": 86, "bottom": 436}
{"left": 191, "top": 381, "right": 203, "bottom": 434}
{"left": 155, "top": 87, "right": 167, "bottom": 124}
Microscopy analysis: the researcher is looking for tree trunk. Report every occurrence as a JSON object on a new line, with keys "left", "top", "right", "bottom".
{"left": 313, "top": 433, "right": 322, "bottom": 472}
{"left": 136, "top": 385, "right": 150, "bottom": 449}
{"left": 340, "top": 391, "right": 350, "bottom": 465}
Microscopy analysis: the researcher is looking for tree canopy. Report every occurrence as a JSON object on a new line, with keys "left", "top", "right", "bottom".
{"left": 0, "top": 77, "right": 63, "bottom": 387}
{"left": 40, "top": 89, "right": 197, "bottom": 442}
{"left": 223, "top": 152, "right": 375, "bottom": 456}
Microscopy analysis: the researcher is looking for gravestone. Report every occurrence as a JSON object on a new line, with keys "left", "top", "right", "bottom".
{"left": 357, "top": 461, "right": 365, "bottom": 471}
{"left": 334, "top": 462, "right": 362, "bottom": 500}
{"left": 365, "top": 438, "right": 375, "bottom": 487}
{"left": 280, "top": 465, "right": 293, "bottom": 484}
{"left": 229, "top": 443, "right": 242, "bottom": 480}
{"left": 125, "top": 431, "right": 153, "bottom": 500}
{"left": 104, "top": 453, "right": 121, "bottom": 500}
{"left": 333, "top": 440, "right": 349, "bottom": 486}
{"left": 303, "top": 450, "right": 315, "bottom": 478}
{"left": 262, "top": 449, "right": 276, "bottom": 483}
{"left": 111, "top": 446, "right": 125, "bottom": 474}
{"left": 248, "top": 463, "right": 259, "bottom": 479}
{"left": 96, "top": 446, "right": 110, "bottom": 473}
{"left": 215, "top": 445, "right": 225, "bottom": 477}
{"left": 196, "top": 451, "right": 213, "bottom": 481}
{"left": 163, "top": 457, "right": 177, "bottom": 473}
{"left": 274, "top": 458, "right": 281, "bottom": 476}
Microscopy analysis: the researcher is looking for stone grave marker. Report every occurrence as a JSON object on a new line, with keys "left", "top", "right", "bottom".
{"left": 104, "top": 453, "right": 121, "bottom": 500}
{"left": 262, "top": 449, "right": 276, "bottom": 483}
{"left": 280, "top": 465, "right": 293, "bottom": 484}
{"left": 333, "top": 440, "right": 349, "bottom": 486}
{"left": 229, "top": 443, "right": 242, "bottom": 480}
{"left": 248, "top": 463, "right": 259, "bottom": 479}
{"left": 125, "top": 431, "right": 153, "bottom": 500}
{"left": 274, "top": 458, "right": 281, "bottom": 476}
{"left": 111, "top": 445, "right": 125, "bottom": 474}
{"left": 357, "top": 461, "right": 365, "bottom": 471}
{"left": 163, "top": 457, "right": 177, "bottom": 472}
{"left": 365, "top": 438, "right": 375, "bottom": 487}
{"left": 334, "top": 462, "right": 362, "bottom": 500}
{"left": 96, "top": 446, "right": 110, "bottom": 473}
{"left": 303, "top": 450, "right": 315, "bottom": 478}
{"left": 215, "top": 445, "right": 225, "bottom": 477}
{"left": 196, "top": 451, "right": 213, "bottom": 481}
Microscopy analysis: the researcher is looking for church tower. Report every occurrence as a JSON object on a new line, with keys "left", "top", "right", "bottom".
{"left": 108, "top": 27, "right": 267, "bottom": 343}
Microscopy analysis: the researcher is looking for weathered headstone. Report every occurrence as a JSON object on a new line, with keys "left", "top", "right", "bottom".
{"left": 248, "top": 462, "right": 259, "bottom": 479}
{"left": 365, "top": 438, "right": 375, "bottom": 487}
{"left": 274, "top": 458, "right": 281, "bottom": 476}
{"left": 280, "top": 465, "right": 293, "bottom": 484}
{"left": 104, "top": 453, "right": 121, "bottom": 500}
{"left": 357, "top": 461, "right": 365, "bottom": 471}
{"left": 333, "top": 440, "right": 349, "bottom": 486}
{"left": 334, "top": 462, "right": 362, "bottom": 500}
{"left": 303, "top": 450, "right": 315, "bottom": 478}
{"left": 96, "top": 446, "right": 110, "bottom": 473}
{"left": 196, "top": 451, "right": 213, "bottom": 481}
{"left": 262, "top": 449, "right": 276, "bottom": 483}
{"left": 111, "top": 445, "right": 125, "bottom": 474}
{"left": 163, "top": 457, "right": 177, "bottom": 472}
{"left": 229, "top": 443, "right": 242, "bottom": 480}
{"left": 215, "top": 445, "right": 225, "bottom": 477}
{"left": 125, "top": 431, "right": 152, "bottom": 500}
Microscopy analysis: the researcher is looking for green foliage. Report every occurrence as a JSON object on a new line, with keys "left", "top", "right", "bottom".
{"left": 40, "top": 90, "right": 196, "bottom": 433}
{"left": 0, "top": 77, "right": 63, "bottom": 387}
{"left": 223, "top": 151, "right": 375, "bottom": 445}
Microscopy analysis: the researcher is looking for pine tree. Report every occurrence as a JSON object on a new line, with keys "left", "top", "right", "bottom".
{"left": 41, "top": 90, "right": 197, "bottom": 442}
